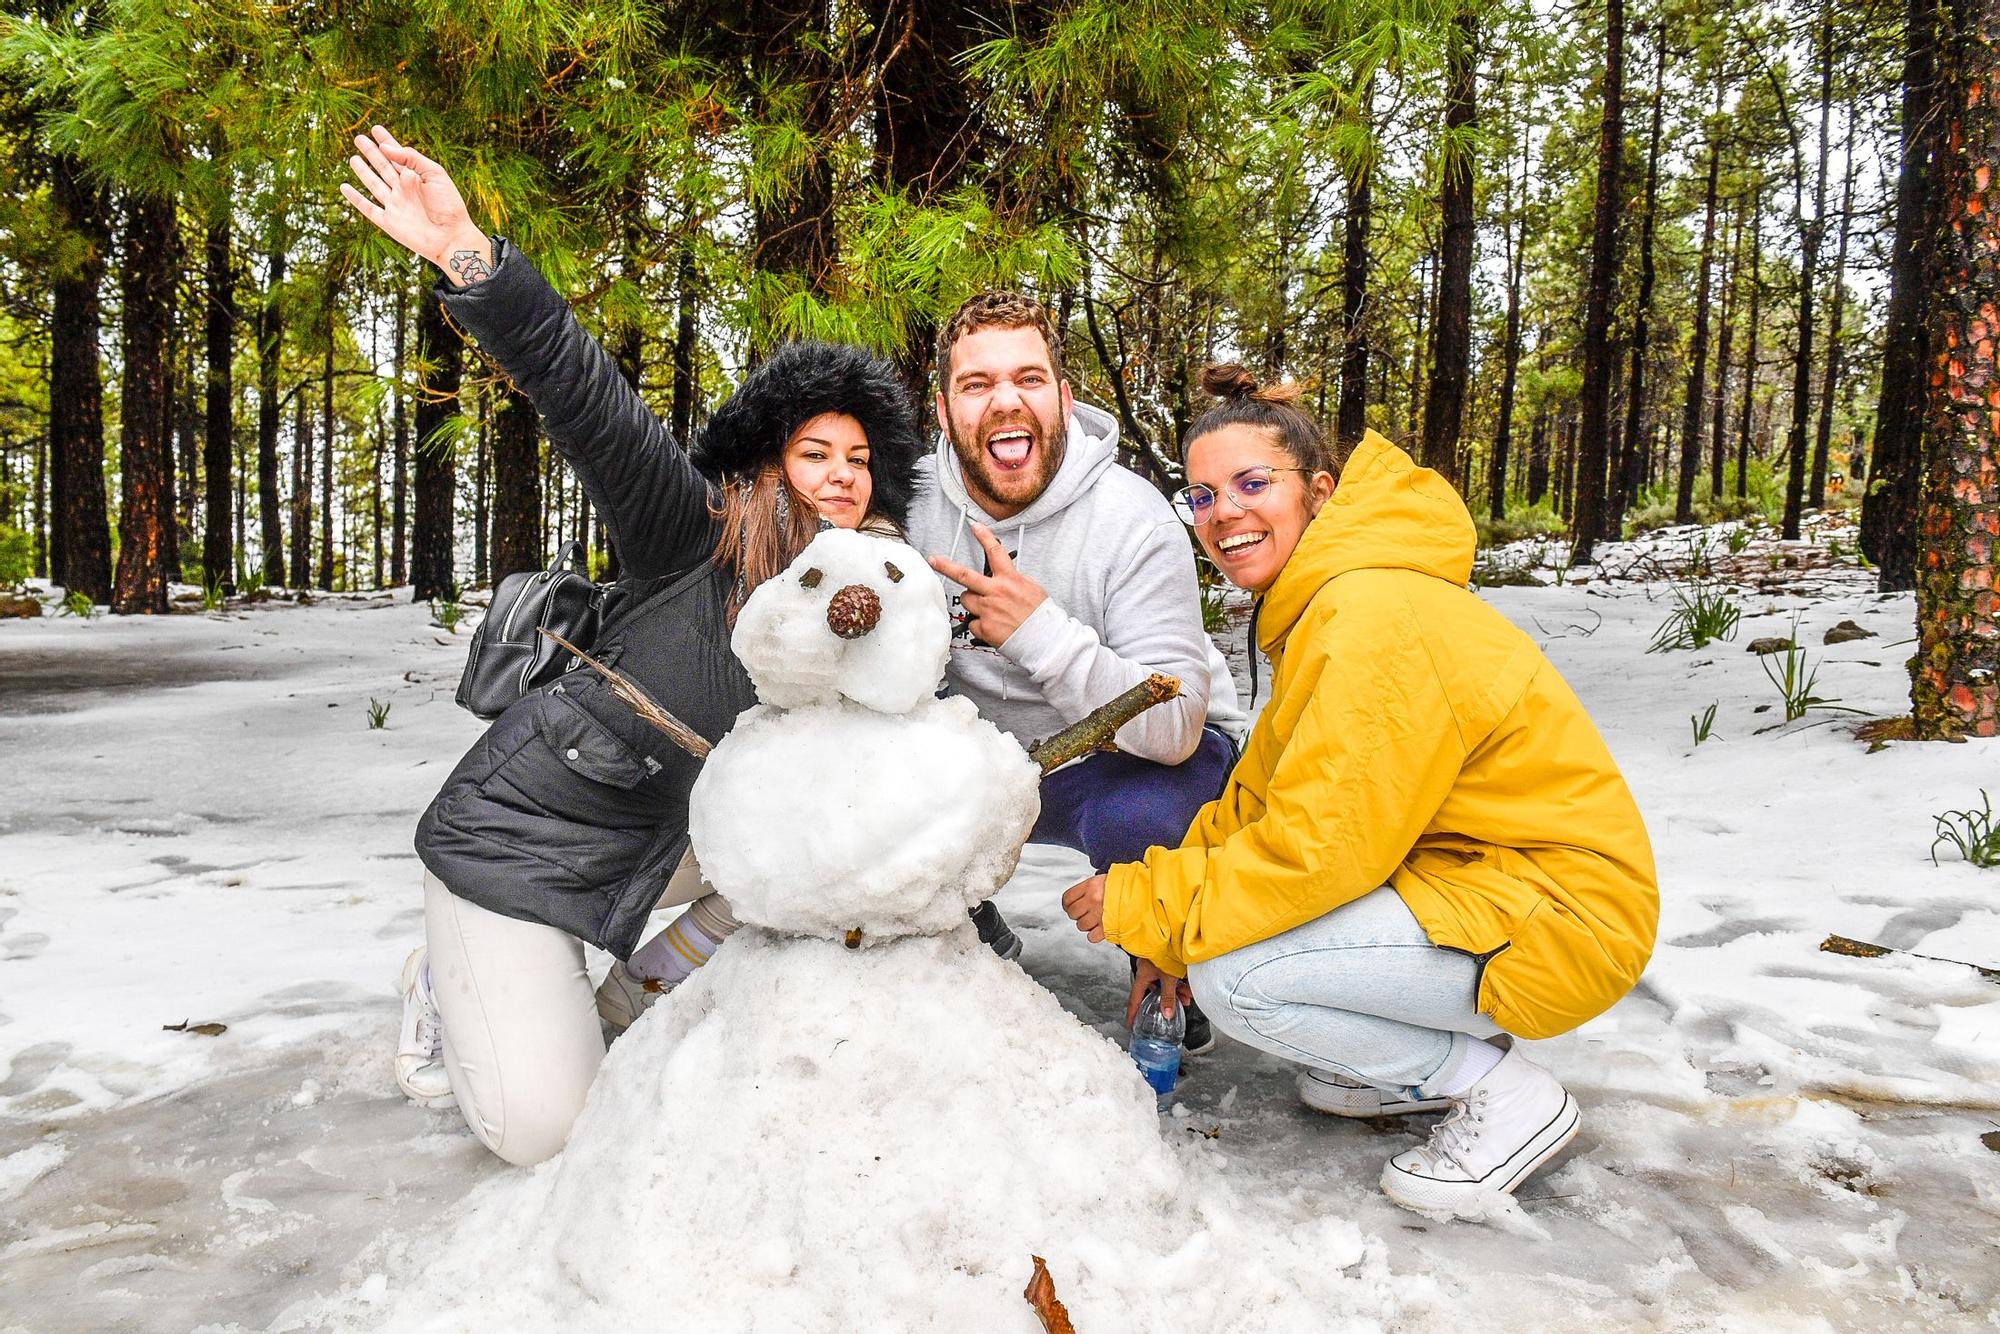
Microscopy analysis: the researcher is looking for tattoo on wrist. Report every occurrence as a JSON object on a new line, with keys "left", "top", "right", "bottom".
{"left": 447, "top": 248, "right": 493, "bottom": 286}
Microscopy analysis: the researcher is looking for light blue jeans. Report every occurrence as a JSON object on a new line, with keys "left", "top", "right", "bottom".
{"left": 1186, "top": 887, "right": 1503, "bottom": 1098}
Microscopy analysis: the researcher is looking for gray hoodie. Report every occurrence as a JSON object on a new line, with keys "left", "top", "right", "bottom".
{"left": 907, "top": 402, "right": 1236, "bottom": 764}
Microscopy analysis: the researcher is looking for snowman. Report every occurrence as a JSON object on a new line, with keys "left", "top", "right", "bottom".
{"left": 350, "top": 530, "right": 1408, "bottom": 1334}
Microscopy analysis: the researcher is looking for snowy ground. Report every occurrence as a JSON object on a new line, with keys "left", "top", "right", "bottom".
{"left": 2, "top": 516, "right": 1997, "bottom": 1332}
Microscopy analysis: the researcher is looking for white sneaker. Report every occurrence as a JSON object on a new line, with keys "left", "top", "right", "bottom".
{"left": 595, "top": 957, "right": 670, "bottom": 1035}
{"left": 394, "top": 948, "right": 456, "bottom": 1109}
{"left": 1297, "top": 1068, "right": 1452, "bottom": 1118}
{"left": 1379, "top": 1044, "right": 1579, "bottom": 1217}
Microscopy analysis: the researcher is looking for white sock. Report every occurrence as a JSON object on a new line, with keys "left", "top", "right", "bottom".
{"left": 1429, "top": 1036, "right": 1505, "bottom": 1099}
{"left": 629, "top": 913, "right": 721, "bottom": 987}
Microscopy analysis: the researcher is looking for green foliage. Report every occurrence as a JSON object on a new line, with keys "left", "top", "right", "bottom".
{"left": 1647, "top": 580, "right": 1741, "bottom": 653}
{"left": 1690, "top": 702, "right": 1719, "bottom": 745}
{"left": 430, "top": 596, "right": 464, "bottom": 633}
{"left": 1931, "top": 793, "right": 2000, "bottom": 868}
{"left": 60, "top": 588, "right": 94, "bottom": 618}
{"left": 0, "top": 525, "right": 31, "bottom": 587}
{"left": 367, "top": 696, "right": 391, "bottom": 730}
{"left": 201, "top": 576, "right": 227, "bottom": 611}
{"left": 1757, "top": 620, "right": 1862, "bottom": 722}
{"left": 1475, "top": 500, "right": 1567, "bottom": 549}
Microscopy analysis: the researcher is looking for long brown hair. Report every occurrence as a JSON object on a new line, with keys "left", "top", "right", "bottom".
{"left": 711, "top": 465, "right": 824, "bottom": 620}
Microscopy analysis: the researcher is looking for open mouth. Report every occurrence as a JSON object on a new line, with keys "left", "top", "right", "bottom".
{"left": 984, "top": 427, "right": 1034, "bottom": 471}
{"left": 1216, "top": 530, "right": 1267, "bottom": 559}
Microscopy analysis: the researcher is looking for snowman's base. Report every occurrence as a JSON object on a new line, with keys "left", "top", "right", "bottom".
{"left": 361, "top": 928, "right": 1418, "bottom": 1332}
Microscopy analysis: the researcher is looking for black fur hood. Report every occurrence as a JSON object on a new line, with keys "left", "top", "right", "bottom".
{"left": 690, "top": 341, "right": 925, "bottom": 529}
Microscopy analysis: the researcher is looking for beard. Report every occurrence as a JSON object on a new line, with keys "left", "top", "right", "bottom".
{"left": 945, "top": 396, "right": 1068, "bottom": 517}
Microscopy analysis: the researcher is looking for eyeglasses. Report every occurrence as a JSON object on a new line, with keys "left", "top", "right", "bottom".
{"left": 1171, "top": 466, "right": 1311, "bottom": 526}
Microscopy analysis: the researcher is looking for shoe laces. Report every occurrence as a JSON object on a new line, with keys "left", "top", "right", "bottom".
{"left": 400, "top": 962, "right": 444, "bottom": 1060}
{"left": 1418, "top": 1089, "right": 1489, "bottom": 1174}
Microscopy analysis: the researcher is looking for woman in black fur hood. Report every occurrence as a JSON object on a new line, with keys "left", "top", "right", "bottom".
{"left": 342, "top": 128, "right": 928, "bottom": 1166}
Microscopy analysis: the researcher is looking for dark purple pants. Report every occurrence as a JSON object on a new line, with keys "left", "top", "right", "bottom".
{"left": 1028, "top": 726, "right": 1237, "bottom": 872}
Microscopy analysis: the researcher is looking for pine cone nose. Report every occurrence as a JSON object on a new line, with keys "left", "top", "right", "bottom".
{"left": 826, "top": 584, "right": 881, "bottom": 639}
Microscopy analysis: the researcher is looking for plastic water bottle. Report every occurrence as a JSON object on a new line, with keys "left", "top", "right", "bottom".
{"left": 1129, "top": 988, "right": 1184, "bottom": 1110}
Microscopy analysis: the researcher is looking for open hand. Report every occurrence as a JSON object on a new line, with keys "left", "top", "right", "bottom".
{"left": 928, "top": 523, "right": 1047, "bottom": 648}
{"left": 1060, "top": 873, "right": 1107, "bottom": 942}
{"left": 337, "top": 125, "right": 492, "bottom": 285}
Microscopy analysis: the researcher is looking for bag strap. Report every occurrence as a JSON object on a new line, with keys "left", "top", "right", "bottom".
{"left": 552, "top": 540, "right": 589, "bottom": 579}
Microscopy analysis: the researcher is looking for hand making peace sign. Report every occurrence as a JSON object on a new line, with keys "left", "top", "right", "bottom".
{"left": 927, "top": 523, "right": 1049, "bottom": 648}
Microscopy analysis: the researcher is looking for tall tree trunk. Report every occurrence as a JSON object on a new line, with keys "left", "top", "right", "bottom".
{"left": 409, "top": 295, "right": 460, "bottom": 601}
{"left": 1811, "top": 108, "right": 1859, "bottom": 509}
{"left": 1337, "top": 78, "right": 1375, "bottom": 447}
{"left": 1781, "top": 9, "right": 1834, "bottom": 540}
{"left": 1421, "top": 3, "right": 1478, "bottom": 485}
{"left": 319, "top": 306, "right": 336, "bottom": 590}
{"left": 671, "top": 252, "right": 699, "bottom": 446}
{"left": 112, "top": 193, "right": 177, "bottom": 614}
{"left": 47, "top": 154, "right": 112, "bottom": 603}
{"left": 1912, "top": 0, "right": 2000, "bottom": 738}
{"left": 371, "top": 405, "right": 384, "bottom": 589}
{"left": 1736, "top": 192, "right": 1764, "bottom": 500}
{"left": 1526, "top": 409, "right": 1551, "bottom": 505}
{"left": 1710, "top": 195, "right": 1744, "bottom": 500}
{"left": 1490, "top": 132, "right": 1527, "bottom": 521}
{"left": 1620, "top": 32, "right": 1667, "bottom": 517}
{"left": 474, "top": 391, "right": 490, "bottom": 586}
{"left": 391, "top": 276, "right": 409, "bottom": 585}
{"left": 1573, "top": 0, "right": 1625, "bottom": 562}
{"left": 489, "top": 384, "right": 543, "bottom": 583}
{"left": 290, "top": 390, "right": 311, "bottom": 590}
{"left": 1677, "top": 108, "right": 1723, "bottom": 524}
{"left": 202, "top": 207, "right": 234, "bottom": 592}
{"left": 1408, "top": 249, "right": 1431, "bottom": 443}
{"left": 258, "top": 248, "right": 286, "bottom": 587}
{"left": 1863, "top": 0, "right": 1939, "bottom": 590}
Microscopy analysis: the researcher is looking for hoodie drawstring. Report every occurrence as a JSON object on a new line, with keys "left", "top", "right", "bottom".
{"left": 1246, "top": 600, "right": 1262, "bottom": 712}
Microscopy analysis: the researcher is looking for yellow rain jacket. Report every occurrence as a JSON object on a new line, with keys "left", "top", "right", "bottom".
{"left": 1102, "top": 433, "right": 1658, "bottom": 1039}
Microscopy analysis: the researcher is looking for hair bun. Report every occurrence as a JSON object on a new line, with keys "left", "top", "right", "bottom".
{"left": 1200, "top": 363, "right": 1260, "bottom": 401}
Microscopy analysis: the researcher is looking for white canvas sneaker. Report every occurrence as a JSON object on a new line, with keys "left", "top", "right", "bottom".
{"left": 595, "top": 957, "right": 670, "bottom": 1035}
{"left": 1297, "top": 1068, "right": 1452, "bottom": 1118}
{"left": 394, "top": 948, "right": 457, "bottom": 1109}
{"left": 1379, "top": 1044, "right": 1579, "bottom": 1217}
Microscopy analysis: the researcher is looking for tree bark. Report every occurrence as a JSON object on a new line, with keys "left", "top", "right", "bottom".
{"left": 474, "top": 391, "right": 490, "bottom": 586}
{"left": 1863, "top": 0, "right": 1940, "bottom": 590}
{"left": 1676, "top": 109, "right": 1723, "bottom": 524}
{"left": 1912, "top": 0, "right": 2000, "bottom": 738}
{"left": 391, "top": 276, "right": 409, "bottom": 585}
{"left": 202, "top": 208, "right": 234, "bottom": 592}
{"left": 748, "top": 1, "right": 840, "bottom": 347}
{"left": 1736, "top": 192, "right": 1764, "bottom": 500}
{"left": 1490, "top": 130, "right": 1527, "bottom": 521}
{"left": 1781, "top": 10, "right": 1834, "bottom": 540}
{"left": 1337, "top": 87, "right": 1373, "bottom": 449}
{"left": 1619, "top": 32, "right": 1667, "bottom": 518}
{"left": 112, "top": 193, "right": 177, "bottom": 614}
{"left": 490, "top": 383, "right": 542, "bottom": 583}
{"left": 1421, "top": 4, "right": 1478, "bottom": 486}
{"left": 47, "top": 153, "right": 112, "bottom": 603}
{"left": 1811, "top": 108, "right": 1859, "bottom": 510}
{"left": 290, "top": 389, "right": 311, "bottom": 590}
{"left": 319, "top": 305, "right": 336, "bottom": 590}
{"left": 257, "top": 249, "right": 286, "bottom": 587}
{"left": 410, "top": 294, "right": 460, "bottom": 601}
{"left": 1710, "top": 197, "right": 1744, "bottom": 499}
{"left": 1573, "top": 0, "right": 1625, "bottom": 562}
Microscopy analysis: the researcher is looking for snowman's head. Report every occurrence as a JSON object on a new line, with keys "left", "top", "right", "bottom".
{"left": 730, "top": 528, "right": 949, "bottom": 715}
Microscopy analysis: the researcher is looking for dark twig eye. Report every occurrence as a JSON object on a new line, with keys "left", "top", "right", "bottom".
{"left": 800, "top": 568, "right": 823, "bottom": 589}
{"left": 884, "top": 561, "right": 904, "bottom": 583}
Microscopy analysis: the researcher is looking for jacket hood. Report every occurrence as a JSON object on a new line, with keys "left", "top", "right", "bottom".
{"left": 1257, "top": 430, "right": 1476, "bottom": 655}
{"left": 932, "top": 401, "right": 1121, "bottom": 536}
{"left": 691, "top": 340, "right": 926, "bottom": 529}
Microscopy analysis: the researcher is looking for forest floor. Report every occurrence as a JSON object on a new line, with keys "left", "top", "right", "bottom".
{"left": 1, "top": 512, "right": 1997, "bottom": 1333}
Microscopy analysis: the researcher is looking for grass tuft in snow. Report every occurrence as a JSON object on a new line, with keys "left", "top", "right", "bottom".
{"left": 430, "top": 596, "right": 465, "bottom": 633}
{"left": 1690, "top": 702, "right": 1719, "bottom": 745}
{"left": 1758, "top": 618, "right": 1863, "bottom": 722}
{"left": 1647, "top": 578, "right": 1741, "bottom": 653}
{"left": 367, "top": 697, "right": 392, "bottom": 730}
{"left": 59, "top": 588, "right": 94, "bottom": 618}
{"left": 1931, "top": 791, "right": 2000, "bottom": 868}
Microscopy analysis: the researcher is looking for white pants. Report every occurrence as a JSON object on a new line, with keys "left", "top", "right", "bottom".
{"left": 422, "top": 850, "right": 716, "bottom": 1166}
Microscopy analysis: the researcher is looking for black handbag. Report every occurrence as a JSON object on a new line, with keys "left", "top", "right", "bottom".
{"left": 455, "top": 542, "right": 625, "bottom": 720}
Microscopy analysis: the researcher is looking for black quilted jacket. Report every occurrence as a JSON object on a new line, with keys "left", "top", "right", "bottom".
{"left": 413, "top": 240, "right": 754, "bottom": 958}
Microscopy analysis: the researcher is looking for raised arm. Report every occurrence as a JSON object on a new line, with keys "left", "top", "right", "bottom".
{"left": 340, "top": 126, "right": 716, "bottom": 579}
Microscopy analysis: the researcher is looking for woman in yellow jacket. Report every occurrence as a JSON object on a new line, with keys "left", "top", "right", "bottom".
{"left": 1063, "top": 366, "right": 1658, "bottom": 1218}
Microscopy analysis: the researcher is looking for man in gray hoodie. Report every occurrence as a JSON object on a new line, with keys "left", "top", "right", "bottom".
{"left": 914, "top": 292, "right": 1240, "bottom": 1050}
